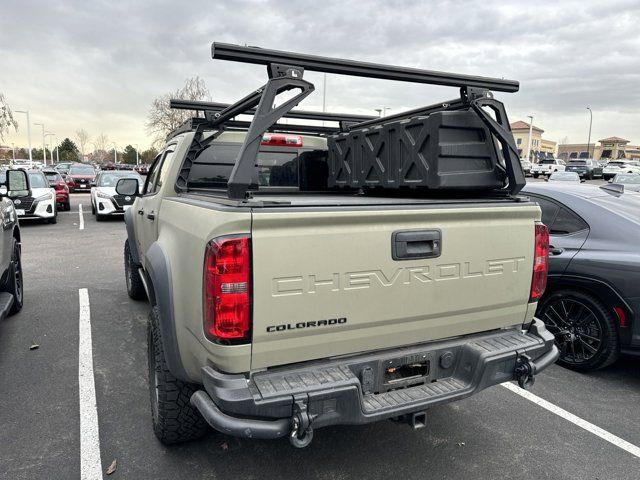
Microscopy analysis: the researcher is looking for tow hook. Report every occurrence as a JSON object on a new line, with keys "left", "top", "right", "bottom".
{"left": 514, "top": 353, "right": 536, "bottom": 389}
{"left": 290, "top": 398, "right": 314, "bottom": 448}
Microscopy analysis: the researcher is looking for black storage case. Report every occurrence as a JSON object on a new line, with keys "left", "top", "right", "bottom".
{"left": 328, "top": 109, "right": 506, "bottom": 191}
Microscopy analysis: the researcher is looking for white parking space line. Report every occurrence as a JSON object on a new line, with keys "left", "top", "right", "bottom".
{"left": 78, "top": 204, "right": 85, "bottom": 230}
{"left": 78, "top": 288, "right": 103, "bottom": 479}
{"left": 502, "top": 382, "right": 640, "bottom": 459}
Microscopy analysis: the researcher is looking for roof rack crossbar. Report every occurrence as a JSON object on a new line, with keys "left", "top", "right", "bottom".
{"left": 169, "top": 99, "right": 375, "bottom": 124}
{"left": 212, "top": 42, "right": 519, "bottom": 93}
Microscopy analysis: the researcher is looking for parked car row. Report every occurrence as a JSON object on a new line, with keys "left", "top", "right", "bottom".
{"left": 521, "top": 158, "right": 640, "bottom": 179}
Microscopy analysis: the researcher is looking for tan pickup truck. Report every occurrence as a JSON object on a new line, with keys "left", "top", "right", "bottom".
{"left": 120, "top": 43, "right": 558, "bottom": 448}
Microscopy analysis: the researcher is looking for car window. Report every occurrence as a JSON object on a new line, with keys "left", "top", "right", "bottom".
{"left": 551, "top": 208, "right": 589, "bottom": 235}
{"left": 144, "top": 154, "right": 163, "bottom": 194}
{"left": 155, "top": 147, "right": 176, "bottom": 190}
{"left": 28, "top": 172, "right": 49, "bottom": 189}
{"left": 531, "top": 196, "right": 559, "bottom": 227}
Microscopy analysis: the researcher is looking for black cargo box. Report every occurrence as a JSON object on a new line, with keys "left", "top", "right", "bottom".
{"left": 328, "top": 109, "right": 506, "bottom": 191}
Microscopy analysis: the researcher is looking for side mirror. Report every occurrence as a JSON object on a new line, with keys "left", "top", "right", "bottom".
{"left": 0, "top": 169, "right": 31, "bottom": 198}
{"left": 115, "top": 178, "right": 140, "bottom": 197}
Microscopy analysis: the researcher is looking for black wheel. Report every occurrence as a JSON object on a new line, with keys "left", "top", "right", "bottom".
{"left": 65, "top": 202, "right": 71, "bottom": 211}
{"left": 96, "top": 212, "right": 104, "bottom": 221}
{"left": 48, "top": 208, "right": 58, "bottom": 224}
{"left": 5, "top": 238, "right": 23, "bottom": 315}
{"left": 91, "top": 202, "right": 96, "bottom": 215}
{"left": 538, "top": 290, "right": 619, "bottom": 371}
{"left": 148, "top": 306, "right": 208, "bottom": 444}
{"left": 533, "top": 173, "right": 539, "bottom": 178}
{"left": 124, "top": 239, "right": 146, "bottom": 300}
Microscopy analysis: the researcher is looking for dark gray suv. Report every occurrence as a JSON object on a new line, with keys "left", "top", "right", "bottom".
{"left": 523, "top": 183, "right": 640, "bottom": 371}
{"left": 565, "top": 159, "right": 603, "bottom": 179}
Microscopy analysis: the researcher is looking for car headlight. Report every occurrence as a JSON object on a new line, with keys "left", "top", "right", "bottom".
{"left": 96, "top": 191, "right": 113, "bottom": 199}
{"left": 35, "top": 192, "right": 53, "bottom": 201}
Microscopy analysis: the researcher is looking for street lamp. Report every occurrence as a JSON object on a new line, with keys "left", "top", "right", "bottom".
{"left": 526, "top": 115, "right": 534, "bottom": 162}
{"left": 14, "top": 110, "right": 33, "bottom": 163}
{"left": 586, "top": 107, "right": 593, "bottom": 159}
{"left": 110, "top": 142, "right": 117, "bottom": 163}
{"left": 134, "top": 144, "right": 140, "bottom": 166}
{"left": 44, "top": 132, "right": 55, "bottom": 164}
{"left": 34, "top": 122, "right": 46, "bottom": 166}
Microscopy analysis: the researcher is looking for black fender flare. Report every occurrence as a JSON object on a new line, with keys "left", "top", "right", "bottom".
{"left": 124, "top": 208, "right": 140, "bottom": 265}
{"left": 144, "top": 241, "right": 190, "bottom": 381}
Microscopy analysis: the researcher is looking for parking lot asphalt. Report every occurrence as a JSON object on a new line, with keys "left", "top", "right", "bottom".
{"left": 1, "top": 182, "right": 639, "bottom": 480}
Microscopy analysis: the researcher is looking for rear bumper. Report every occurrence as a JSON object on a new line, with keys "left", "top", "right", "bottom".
{"left": 192, "top": 318, "right": 558, "bottom": 441}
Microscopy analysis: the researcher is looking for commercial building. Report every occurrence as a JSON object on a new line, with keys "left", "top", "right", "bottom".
{"left": 557, "top": 137, "right": 640, "bottom": 160}
{"left": 510, "top": 121, "right": 557, "bottom": 160}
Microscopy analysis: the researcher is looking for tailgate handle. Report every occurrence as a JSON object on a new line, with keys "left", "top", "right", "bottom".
{"left": 392, "top": 230, "right": 441, "bottom": 260}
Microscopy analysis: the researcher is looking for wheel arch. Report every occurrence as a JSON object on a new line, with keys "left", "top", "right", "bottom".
{"left": 124, "top": 208, "right": 140, "bottom": 265}
{"left": 143, "top": 241, "right": 190, "bottom": 381}
{"left": 543, "top": 274, "right": 633, "bottom": 342}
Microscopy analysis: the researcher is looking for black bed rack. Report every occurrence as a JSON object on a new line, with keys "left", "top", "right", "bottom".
{"left": 172, "top": 42, "right": 524, "bottom": 200}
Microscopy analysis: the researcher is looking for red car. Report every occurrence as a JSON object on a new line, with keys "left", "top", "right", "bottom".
{"left": 43, "top": 169, "right": 71, "bottom": 211}
{"left": 67, "top": 164, "right": 96, "bottom": 193}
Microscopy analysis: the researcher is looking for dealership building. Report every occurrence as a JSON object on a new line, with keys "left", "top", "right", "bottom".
{"left": 510, "top": 121, "right": 557, "bottom": 160}
{"left": 557, "top": 137, "right": 640, "bottom": 161}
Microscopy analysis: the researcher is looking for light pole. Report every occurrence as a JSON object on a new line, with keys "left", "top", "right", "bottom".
{"left": 14, "top": 110, "right": 33, "bottom": 163}
{"left": 375, "top": 107, "right": 391, "bottom": 117}
{"left": 526, "top": 115, "right": 534, "bottom": 162}
{"left": 134, "top": 144, "right": 139, "bottom": 166}
{"left": 586, "top": 107, "right": 593, "bottom": 159}
{"left": 34, "top": 122, "right": 46, "bottom": 166}
{"left": 44, "top": 132, "right": 55, "bottom": 164}
{"left": 110, "top": 142, "right": 117, "bottom": 163}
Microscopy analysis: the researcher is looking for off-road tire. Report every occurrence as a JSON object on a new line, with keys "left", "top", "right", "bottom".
{"left": 124, "top": 239, "right": 145, "bottom": 300}
{"left": 538, "top": 290, "right": 619, "bottom": 371}
{"left": 147, "top": 306, "right": 208, "bottom": 444}
{"left": 5, "top": 238, "right": 23, "bottom": 315}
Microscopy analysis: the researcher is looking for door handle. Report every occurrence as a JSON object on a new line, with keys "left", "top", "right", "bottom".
{"left": 146, "top": 211, "right": 155, "bottom": 221}
{"left": 137, "top": 209, "right": 144, "bottom": 215}
{"left": 392, "top": 229, "right": 441, "bottom": 260}
{"left": 549, "top": 246, "right": 564, "bottom": 256}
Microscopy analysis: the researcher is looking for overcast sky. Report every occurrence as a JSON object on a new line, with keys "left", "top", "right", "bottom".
{"left": 2, "top": 0, "right": 640, "bottom": 151}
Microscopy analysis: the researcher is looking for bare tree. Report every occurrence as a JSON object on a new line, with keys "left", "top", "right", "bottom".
{"left": 146, "top": 76, "right": 210, "bottom": 147}
{"left": 0, "top": 93, "right": 18, "bottom": 142}
{"left": 92, "top": 132, "right": 110, "bottom": 163}
{"left": 75, "top": 129, "right": 91, "bottom": 160}
{"left": 559, "top": 136, "right": 569, "bottom": 145}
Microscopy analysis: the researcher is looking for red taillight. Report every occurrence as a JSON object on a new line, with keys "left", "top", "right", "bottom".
{"left": 261, "top": 133, "right": 302, "bottom": 147}
{"left": 55, "top": 181, "right": 68, "bottom": 191}
{"left": 203, "top": 236, "right": 251, "bottom": 342}
{"left": 530, "top": 222, "right": 549, "bottom": 302}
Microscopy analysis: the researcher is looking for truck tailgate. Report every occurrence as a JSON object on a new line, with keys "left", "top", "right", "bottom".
{"left": 250, "top": 203, "right": 540, "bottom": 370}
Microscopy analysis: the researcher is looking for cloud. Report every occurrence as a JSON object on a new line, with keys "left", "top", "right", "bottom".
{"left": 1, "top": 0, "right": 639, "bottom": 149}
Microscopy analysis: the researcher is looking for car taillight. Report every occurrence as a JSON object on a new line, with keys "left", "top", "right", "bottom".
{"left": 261, "top": 133, "right": 302, "bottom": 147}
{"left": 203, "top": 236, "right": 251, "bottom": 342}
{"left": 530, "top": 222, "right": 549, "bottom": 302}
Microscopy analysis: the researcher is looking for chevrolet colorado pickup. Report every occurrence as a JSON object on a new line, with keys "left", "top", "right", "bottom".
{"left": 122, "top": 43, "right": 558, "bottom": 448}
